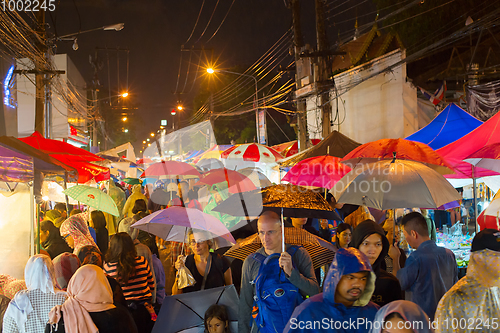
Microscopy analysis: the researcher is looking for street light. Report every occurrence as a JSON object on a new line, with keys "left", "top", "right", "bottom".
{"left": 206, "top": 67, "right": 261, "bottom": 143}
{"left": 122, "top": 117, "right": 127, "bottom": 122}
{"left": 56, "top": 23, "right": 125, "bottom": 40}
{"left": 121, "top": 92, "right": 129, "bottom": 98}
{"left": 150, "top": 132, "right": 155, "bottom": 137}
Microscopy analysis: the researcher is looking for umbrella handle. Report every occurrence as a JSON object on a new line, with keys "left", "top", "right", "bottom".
{"left": 281, "top": 207, "right": 285, "bottom": 253}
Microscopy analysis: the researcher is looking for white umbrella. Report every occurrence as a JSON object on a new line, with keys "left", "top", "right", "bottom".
{"left": 331, "top": 159, "right": 461, "bottom": 210}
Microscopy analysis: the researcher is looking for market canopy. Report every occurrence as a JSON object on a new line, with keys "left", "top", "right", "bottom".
{"left": 0, "top": 143, "right": 33, "bottom": 182}
{"left": 18, "top": 132, "right": 109, "bottom": 183}
{"left": 280, "top": 130, "right": 361, "bottom": 167}
{"left": 437, "top": 110, "right": 500, "bottom": 179}
{"left": 406, "top": 103, "right": 483, "bottom": 150}
{"left": 0, "top": 136, "right": 76, "bottom": 176}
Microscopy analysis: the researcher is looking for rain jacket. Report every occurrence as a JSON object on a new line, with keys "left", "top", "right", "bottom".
{"left": 122, "top": 184, "right": 147, "bottom": 218}
{"left": 203, "top": 183, "right": 241, "bottom": 229}
{"left": 351, "top": 220, "right": 403, "bottom": 307}
{"left": 435, "top": 249, "right": 500, "bottom": 333}
{"left": 370, "top": 300, "right": 434, "bottom": 333}
{"left": 284, "top": 248, "right": 379, "bottom": 333}
{"left": 105, "top": 181, "right": 126, "bottom": 235}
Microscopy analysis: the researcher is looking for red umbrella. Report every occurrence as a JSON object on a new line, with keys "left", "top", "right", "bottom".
{"left": 283, "top": 139, "right": 321, "bottom": 157}
{"left": 464, "top": 143, "right": 500, "bottom": 173}
{"left": 136, "top": 158, "right": 153, "bottom": 165}
{"left": 141, "top": 161, "right": 200, "bottom": 178}
{"left": 282, "top": 155, "right": 351, "bottom": 189}
{"left": 195, "top": 168, "right": 256, "bottom": 193}
{"left": 19, "top": 132, "right": 103, "bottom": 161}
{"left": 341, "top": 138, "right": 454, "bottom": 175}
{"left": 221, "top": 143, "right": 283, "bottom": 163}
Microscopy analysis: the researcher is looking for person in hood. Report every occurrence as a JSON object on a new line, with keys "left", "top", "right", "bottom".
{"left": 434, "top": 228, "right": 500, "bottom": 333}
{"left": 284, "top": 247, "right": 379, "bottom": 333}
{"left": 370, "top": 300, "right": 434, "bottom": 333}
{"left": 389, "top": 212, "right": 457, "bottom": 322}
{"left": 123, "top": 184, "right": 148, "bottom": 218}
{"left": 40, "top": 220, "right": 72, "bottom": 259}
{"left": 352, "top": 220, "right": 402, "bottom": 307}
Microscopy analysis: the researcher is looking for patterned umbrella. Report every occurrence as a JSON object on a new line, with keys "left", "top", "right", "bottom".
{"left": 221, "top": 143, "right": 283, "bottom": 163}
{"left": 62, "top": 185, "right": 120, "bottom": 216}
{"left": 224, "top": 227, "right": 335, "bottom": 269}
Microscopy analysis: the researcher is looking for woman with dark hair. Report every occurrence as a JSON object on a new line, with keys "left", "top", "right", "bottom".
{"left": 173, "top": 230, "right": 231, "bottom": 295}
{"left": 103, "top": 233, "right": 155, "bottom": 333}
{"left": 40, "top": 220, "right": 72, "bottom": 259}
{"left": 333, "top": 223, "right": 353, "bottom": 251}
{"left": 204, "top": 304, "right": 231, "bottom": 333}
{"left": 77, "top": 245, "right": 126, "bottom": 307}
{"left": 90, "top": 210, "right": 109, "bottom": 255}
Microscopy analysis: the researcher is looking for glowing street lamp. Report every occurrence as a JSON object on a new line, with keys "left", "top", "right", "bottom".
{"left": 177, "top": 105, "right": 183, "bottom": 111}
{"left": 122, "top": 117, "right": 127, "bottom": 122}
{"left": 121, "top": 92, "right": 129, "bottom": 98}
{"left": 150, "top": 132, "right": 155, "bottom": 137}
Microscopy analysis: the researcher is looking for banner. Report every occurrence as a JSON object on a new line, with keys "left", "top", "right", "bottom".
{"left": 258, "top": 109, "right": 267, "bottom": 145}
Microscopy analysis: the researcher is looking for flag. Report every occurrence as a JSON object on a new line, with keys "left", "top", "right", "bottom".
{"left": 419, "top": 81, "right": 447, "bottom": 106}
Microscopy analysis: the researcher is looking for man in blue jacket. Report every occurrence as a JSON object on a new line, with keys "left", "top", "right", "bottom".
{"left": 284, "top": 248, "right": 379, "bottom": 332}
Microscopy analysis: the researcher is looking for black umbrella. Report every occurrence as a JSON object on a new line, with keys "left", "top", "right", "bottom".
{"left": 212, "top": 184, "right": 342, "bottom": 220}
{"left": 152, "top": 285, "right": 239, "bottom": 333}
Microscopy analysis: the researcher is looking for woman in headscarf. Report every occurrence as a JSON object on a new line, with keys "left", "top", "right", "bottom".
{"left": 45, "top": 265, "right": 137, "bottom": 333}
{"left": 52, "top": 253, "right": 80, "bottom": 291}
{"left": 76, "top": 245, "right": 127, "bottom": 308}
{"left": 59, "top": 214, "right": 97, "bottom": 255}
{"left": 369, "top": 300, "right": 434, "bottom": 333}
{"left": 2, "top": 255, "right": 67, "bottom": 333}
{"left": 40, "top": 220, "right": 72, "bottom": 259}
{"left": 89, "top": 211, "right": 109, "bottom": 255}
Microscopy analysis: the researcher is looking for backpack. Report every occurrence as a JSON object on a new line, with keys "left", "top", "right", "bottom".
{"left": 250, "top": 245, "right": 304, "bottom": 333}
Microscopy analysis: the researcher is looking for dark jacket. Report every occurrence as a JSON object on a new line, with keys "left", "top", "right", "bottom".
{"left": 95, "top": 227, "right": 109, "bottom": 255}
{"left": 352, "top": 220, "right": 403, "bottom": 307}
{"left": 45, "top": 304, "right": 138, "bottom": 333}
{"left": 42, "top": 232, "right": 72, "bottom": 260}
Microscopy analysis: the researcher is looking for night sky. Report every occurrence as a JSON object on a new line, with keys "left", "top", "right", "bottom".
{"left": 49, "top": 0, "right": 374, "bottom": 149}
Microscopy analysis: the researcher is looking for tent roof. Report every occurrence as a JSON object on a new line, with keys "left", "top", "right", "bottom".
{"left": 0, "top": 143, "right": 34, "bottom": 182}
{"left": 0, "top": 136, "right": 75, "bottom": 175}
{"left": 437, "top": 109, "right": 500, "bottom": 179}
{"left": 406, "top": 103, "right": 483, "bottom": 150}
{"left": 279, "top": 131, "right": 361, "bottom": 167}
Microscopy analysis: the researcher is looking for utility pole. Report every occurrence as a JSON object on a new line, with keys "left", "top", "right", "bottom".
{"left": 291, "top": 0, "right": 308, "bottom": 152}
{"left": 34, "top": 10, "right": 46, "bottom": 136}
{"left": 315, "top": 0, "right": 332, "bottom": 138}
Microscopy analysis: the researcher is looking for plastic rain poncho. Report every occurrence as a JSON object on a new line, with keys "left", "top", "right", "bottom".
{"left": 122, "top": 184, "right": 147, "bottom": 218}
{"left": 105, "top": 181, "right": 126, "bottom": 235}
{"left": 434, "top": 249, "right": 500, "bottom": 333}
{"left": 203, "top": 183, "right": 241, "bottom": 229}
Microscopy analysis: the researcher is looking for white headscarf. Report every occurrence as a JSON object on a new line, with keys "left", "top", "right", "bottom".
{"left": 4, "top": 254, "right": 57, "bottom": 333}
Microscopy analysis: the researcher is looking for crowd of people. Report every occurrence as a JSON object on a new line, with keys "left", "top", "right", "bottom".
{"left": 0, "top": 179, "right": 497, "bottom": 333}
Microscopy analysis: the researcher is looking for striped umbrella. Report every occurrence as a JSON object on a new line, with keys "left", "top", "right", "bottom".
{"left": 224, "top": 227, "right": 334, "bottom": 269}
{"left": 221, "top": 143, "right": 283, "bottom": 163}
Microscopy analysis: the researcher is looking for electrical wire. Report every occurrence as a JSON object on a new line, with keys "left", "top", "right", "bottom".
{"left": 206, "top": 0, "right": 235, "bottom": 43}
{"left": 184, "top": 0, "right": 206, "bottom": 45}
{"left": 194, "top": 0, "right": 220, "bottom": 44}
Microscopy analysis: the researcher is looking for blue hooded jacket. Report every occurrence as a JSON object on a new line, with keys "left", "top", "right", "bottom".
{"left": 284, "top": 248, "right": 379, "bottom": 332}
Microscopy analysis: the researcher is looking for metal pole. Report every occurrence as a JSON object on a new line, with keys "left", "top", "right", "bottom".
{"left": 253, "top": 76, "right": 259, "bottom": 144}
{"left": 472, "top": 165, "right": 479, "bottom": 233}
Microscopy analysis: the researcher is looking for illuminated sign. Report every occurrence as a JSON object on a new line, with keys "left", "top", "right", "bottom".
{"left": 3, "top": 65, "right": 16, "bottom": 108}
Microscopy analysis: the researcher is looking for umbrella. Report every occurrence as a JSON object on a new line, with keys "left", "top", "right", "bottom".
{"left": 141, "top": 161, "right": 201, "bottom": 179}
{"left": 480, "top": 198, "right": 500, "bottom": 229}
{"left": 195, "top": 158, "right": 224, "bottom": 170}
{"left": 331, "top": 159, "right": 461, "bottom": 210}
{"left": 221, "top": 143, "right": 283, "bottom": 163}
{"left": 196, "top": 168, "right": 256, "bottom": 193}
{"left": 152, "top": 285, "right": 238, "bottom": 333}
{"left": 282, "top": 155, "right": 351, "bottom": 189}
{"left": 341, "top": 138, "right": 455, "bottom": 175}
{"left": 224, "top": 227, "right": 335, "bottom": 269}
{"left": 275, "top": 139, "right": 321, "bottom": 158}
{"left": 212, "top": 184, "right": 341, "bottom": 220}
{"left": 238, "top": 167, "right": 272, "bottom": 188}
{"left": 477, "top": 209, "right": 500, "bottom": 230}
{"left": 131, "top": 206, "right": 235, "bottom": 244}
{"left": 122, "top": 177, "right": 142, "bottom": 185}
{"left": 464, "top": 143, "right": 500, "bottom": 173}
{"left": 62, "top": 185, "right": 120, "bottom": 216}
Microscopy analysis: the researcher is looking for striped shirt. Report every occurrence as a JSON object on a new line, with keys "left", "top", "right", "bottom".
{"left": 104, "top": 256, "right": 154, "bottom": 302}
